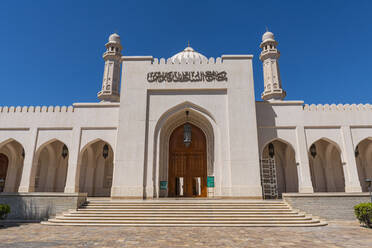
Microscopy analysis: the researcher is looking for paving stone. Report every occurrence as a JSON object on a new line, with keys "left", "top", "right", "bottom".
{"left": 0, "top": 221, "right": 371, "bottom": 247}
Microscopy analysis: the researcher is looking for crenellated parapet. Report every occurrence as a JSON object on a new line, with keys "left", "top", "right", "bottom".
{"left": 303, "top": 103, "right": 372, "bottom": 112}
{"left": 0, "top": 105, "right": 74, "bottom": 114}
{"left": 151, "top": 56, "right": 224, "bottom": 65}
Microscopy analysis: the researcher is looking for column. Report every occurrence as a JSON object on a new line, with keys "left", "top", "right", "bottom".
{"left": 295, "top": 126, "right": 314, "bottom": 193}
{"left": 64, "top": 127, "right": 81, "bottom": 193}
{"left": 18, "top": 128, "right": 38, "bottom": 192}
{"left": 341, "top": 125, "right": 362, "bottom": 192}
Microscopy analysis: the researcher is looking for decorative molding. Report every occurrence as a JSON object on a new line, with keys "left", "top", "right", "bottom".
{"left": 0, "top": 106, "right": 74, "bottom": 113}
{"left": 303, "top": 104, "right": 372, "bottom": 111}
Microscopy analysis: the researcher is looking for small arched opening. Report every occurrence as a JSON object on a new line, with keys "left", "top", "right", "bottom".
{"left": 308, "top": 139, "right": 345, "bottom": 192}
{"left": 354, "top": 138, "right": 372, "bottom": 192}
{"left": 0, "top": 139, "right": 25, "bottom": 192}
{"left": 261, "top": 139, "right": 298, "bottom": 198}
{"left": 31, "top": 140, "right": 69, "bottom": 192}
{"left": 78, "top": 140, "right": 114, "bottom": 197}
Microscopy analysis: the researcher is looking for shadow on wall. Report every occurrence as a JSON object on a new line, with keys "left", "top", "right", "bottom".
{"left": 0, "top": 196, "right": 51, "bottom": 220}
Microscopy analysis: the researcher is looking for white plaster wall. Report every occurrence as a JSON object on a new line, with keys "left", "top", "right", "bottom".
{"left": 256, "top": 101, "right": 372, "bottom": 193}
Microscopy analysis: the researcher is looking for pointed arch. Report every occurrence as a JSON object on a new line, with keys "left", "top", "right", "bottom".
{"left": 0, "top": 139, "right": 25, "bottom": 192}
{"left": 153, "top": 101, "right": 218, "bottom": 198}
{"left": 30, "top": 139, "right": 69, "bottom": 192}
{"left": 77, "top": 139, "right": 114, "bottom": 196}
{"left": 308, "top": 138, "right": 345, "bottom": 192}
{"left": 261, "top": 138, "right": 298, "bottom": 197}
{"left": 354, "top": 137, "right": 372, "bottom": 192}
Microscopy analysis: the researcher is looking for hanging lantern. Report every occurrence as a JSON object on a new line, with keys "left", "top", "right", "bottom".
{"left": 61, "top": 145, "right": 68, "bottom": 159}
{"left": 310, "top": 144, "right": 317, "bottom": 158}
{"left": 21, "top": 148, "right": 25, "bottom": 159}
{"left": 103, "top": 144, "right": 109, "bottom": 159}
{"left": 268, "top": 143, "right": 275, "bottom": 158}
{"left": 183, "top": 111, "right": 191, "bottom": 147}
{"left": 355, "top": 145, "right": 359, "bottom": 157}
{"left": 183, "top": 123, "right": 192, "bottom": 147}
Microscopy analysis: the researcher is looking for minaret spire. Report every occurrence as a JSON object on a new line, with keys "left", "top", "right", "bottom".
{"left": 259, "top": 30, "right": 286, "bottom": 101}
{"left": 97, "top": 33, "right": 122, "bottom": 102}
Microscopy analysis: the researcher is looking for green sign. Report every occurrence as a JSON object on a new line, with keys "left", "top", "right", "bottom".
{"left": 160, "top": 181, "right": 168, "bottom": 190}
{"left": 207, "top": 176, "right": 214, "bottom": 188}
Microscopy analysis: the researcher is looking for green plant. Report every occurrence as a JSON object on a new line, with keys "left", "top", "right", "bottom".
{"left": 354, "top": 203, "right": 372, "bottom": 228}
{"left": 0, "top": 204, "right": 10, "bottom": 220}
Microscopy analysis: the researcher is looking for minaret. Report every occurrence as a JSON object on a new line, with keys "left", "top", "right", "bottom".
{"left": 260, "top": 30, "right": 286, "bottom": 101}
{"left": 97, "top": 33, "right": 122, "bottom": 102}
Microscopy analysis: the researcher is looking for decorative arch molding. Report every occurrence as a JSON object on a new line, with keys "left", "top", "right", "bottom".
{"left": 308, "top": 137, "right": 345, "bottom": 163}
{"left": 260, "top": 138, "right": 296, "bottom": 159}
{"left": 353, "top": 136, "right": 372, "bottom": 150}
{"left": 35, "top": 138, "right": 68, "bottom": 157}
{"left": 80, "top": 138, "right": 114, "bottom": 154}
{"left": 76, "top": 138, "right": 114, "bottom": 196}
{"left": 153, "top": 102, "right": 219, "bottom": 197}
{"left": 29, "top": 139, "right": 68, "bottom": 190}
{"left": 80, "top": 135, "right": 116, "bottom": 154}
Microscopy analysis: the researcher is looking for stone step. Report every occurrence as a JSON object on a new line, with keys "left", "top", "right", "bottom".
{"left": 41, "top": 221, "right": 328, "bottom": 227}
{"left": 56, "top": 216, "right": 313, "bottom": 221}
{"left": 76, "top": 208, "right": 294, "bottom": 213}
{"left": 64, "top": 213, "right": 305, "bottom": 217}
{"left": 42, "top": 200, "right": 327, "bottom": 227}
{"left": 84, "top": 202, "right": 287, "bottom": 206}
{"left": 45, "top": 218, "right": 322, "bottom": 224}
{"left": 81, "top": 205, "right": 290, "bottom": 209}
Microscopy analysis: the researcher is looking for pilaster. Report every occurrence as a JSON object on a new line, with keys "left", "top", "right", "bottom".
{"left": 341, "top": 125, "right": 362, "bottom": 192}
{"left": 64, "top": 127, "right": 81, "bottom": 193}
{"left": 295, "top": 126, "right": 314, "bottom": 193}
{"left": 18, "top": 128, "right": 38, "bottom": 192}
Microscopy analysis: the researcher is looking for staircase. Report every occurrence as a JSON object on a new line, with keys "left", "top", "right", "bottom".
{"left": 42, "top": 199, "right": 327, "bottom": 227}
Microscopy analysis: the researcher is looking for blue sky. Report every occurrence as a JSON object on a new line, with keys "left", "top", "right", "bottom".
{"left": 0, "top": 0, "right": 371, "bottom": 106}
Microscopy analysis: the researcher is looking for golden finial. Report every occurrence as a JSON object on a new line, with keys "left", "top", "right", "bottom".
{"left": 187, "top": 40, "right": 190, "bottom": 47}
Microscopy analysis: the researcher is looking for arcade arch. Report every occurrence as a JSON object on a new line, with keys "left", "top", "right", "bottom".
{"left": 0, "top": 139, "right": 25, "bottom": 192}
{"left": 31, "top": 139, "right": 69, "bottom": 192}
{"left": 78, "top": 139, "right": 114, "bottom": 197}
{"left": 261, "top": 139, "right": 298, "bottom": 197}
{"left": 308, "top": 139, "right": 345, "bottom": 192}
{"left": 355, "top": 138, "right": 372, "bottom": 192}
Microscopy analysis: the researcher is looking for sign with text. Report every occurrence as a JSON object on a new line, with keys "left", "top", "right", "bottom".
{"left": 207, "top": 176, "right": 215, "bottom": 188}
{"left": 160, "top": 181, "right": 168, "bottom": 190}
{"left": 147, "top": 71, "right": 227, "bottom": 83}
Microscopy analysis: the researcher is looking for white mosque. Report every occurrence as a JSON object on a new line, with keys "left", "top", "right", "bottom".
{"left": 0, "top": 31, "right": 371, "bottom": 201}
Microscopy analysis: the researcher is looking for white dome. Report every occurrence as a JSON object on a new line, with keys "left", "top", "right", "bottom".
{"left": 170, "top": 46, "right": 207, "bottom": 63}
{"left": 108, "top": 33, "right": 121, "bottom": 43}
{"left": 262, "top": 31, "right": 275, "bottom": 42}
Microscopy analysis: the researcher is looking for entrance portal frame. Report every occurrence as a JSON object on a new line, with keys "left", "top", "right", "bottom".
{"left": 154, "top": 102, "right": 217, "bottom": 198}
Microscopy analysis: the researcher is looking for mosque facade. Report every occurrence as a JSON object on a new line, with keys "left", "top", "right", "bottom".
{"left": 0, "top": 31, "right": 371, "bottom": 199}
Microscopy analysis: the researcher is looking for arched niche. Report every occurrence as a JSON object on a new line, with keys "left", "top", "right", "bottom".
{"left": 78, "top": 139, "right": 114, "bottom": 197}
{"left": 30, "top": 139, "right": 69, "bottom": 192}
{"left": 261, "top": 139, "right": 298, "bottom": 197}
{"left": 354, "top": 138, "right": 372, "bottom": 192}
{"left": 308, "top": 138, "right": 345, "bottom": 192}
{"left": 0, "top": 139, "right": 25, "bottom": 192}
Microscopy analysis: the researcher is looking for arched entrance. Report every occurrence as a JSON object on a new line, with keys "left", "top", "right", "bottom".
{"left": 78, "top": 140, "right": 114, "bottom": 197}
{"left": 261, "top": 140, "right": 298, "bottom": 198}
{"left": 0, "top": 154, "right": 9, "bottom": 192}
{"left": 168, "top": 123, "right": 207, "bottom": 197}
{"left": 355, "top": 138, "right": 372, "bottom": 192}
{"left": 31, "top": 140, "right": 69, "bottom": 192}
{"left": 308, "top": 139, "right": 345, "bottom": 192}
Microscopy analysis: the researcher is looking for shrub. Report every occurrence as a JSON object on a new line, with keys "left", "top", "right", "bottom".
{"left": 354, "top": 203, "right": 372, "bottom": 228}
{"left": 0, "top": 204, "right": 10, "bottom": 220}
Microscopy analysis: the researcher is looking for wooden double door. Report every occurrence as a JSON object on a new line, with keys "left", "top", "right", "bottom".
{"left": 168, "top": 123, "right": 207, "bottom": 197}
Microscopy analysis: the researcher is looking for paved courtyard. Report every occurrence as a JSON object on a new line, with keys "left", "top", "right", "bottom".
{"left": 0, "top": 221, "right": 371, "bottom": 247}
